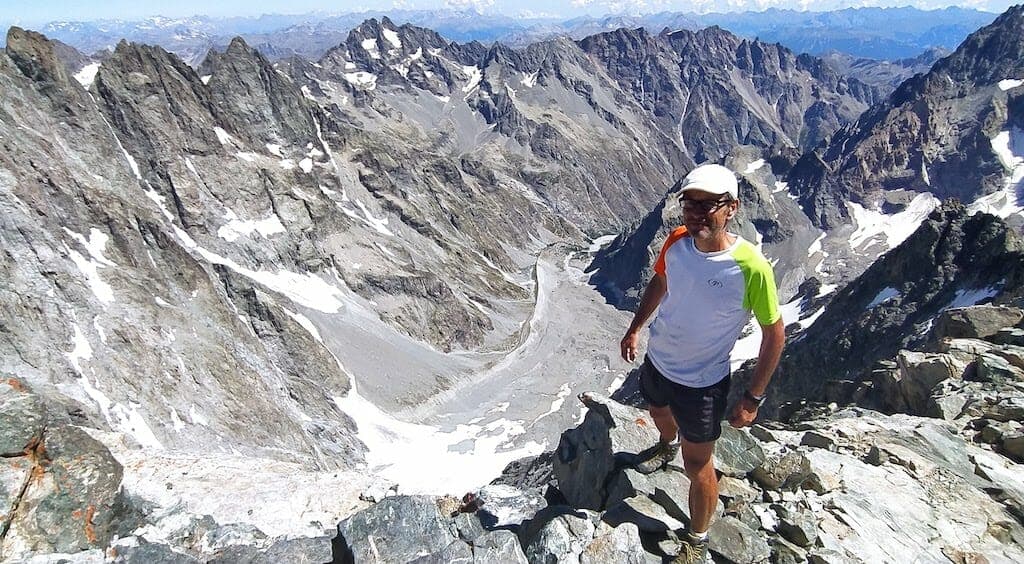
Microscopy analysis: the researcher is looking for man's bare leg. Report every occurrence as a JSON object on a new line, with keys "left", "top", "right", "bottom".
{"left": 649, "top": 405, "right": 679, "bottom": 444}
{"left": 680, "top": 438, "right": 717, "bottom": 533}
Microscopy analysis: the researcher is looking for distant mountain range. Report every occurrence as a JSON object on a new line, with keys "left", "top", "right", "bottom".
{"left": 6, "top": 7, "right": 998, "bottom": 65}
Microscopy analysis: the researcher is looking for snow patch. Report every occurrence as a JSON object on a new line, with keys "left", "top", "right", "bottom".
{"left": 743, "top": 159, "right": 766, "bottom": 174}
{"left": 111, "top": 403, "right": 163, "bottom": 449}
{"left": 67, "top": 323, "right": 93, "bottom": 375}
{"left": 998, "top": 79, "right": 1023, "bottom": 91}
{"left": 462, "top": 65, "right": 482, "bottom": 94}
{"left": 816, "top": 283, "right": 838, "bottom": 298}
{"left": 299, "top": 158, "right": 314, "bottom": 173}
{"left": 534, "top": 383, "right": 572, "bottom": 423}
{"left": 867, "top": 287, "right": 900, "bottom": 309}
{"left": 848, "top": 192, "right": 940, "bottom": 251}
{"left": 333, "top": 387, "right": 544, "bottom": 495}
{"left": 73, "top": 62, "right": 101, "bottom": 88}
{"left": 382, "top": 28, "right": 401, "bottom": 49}
{"left": 217, "top": 209, "right": 285, "bottom": 242}
{"left": 265, "top": 144, "right": 284, "bottom": 157}
{"left": 283, "top": 308, "right": 323, "bottom": 343}
{"left": 176, "top": 226, "right": 350, "bottom": 314}
{"left": 772, "top": 181, "right": 789, "bottom": 194}
{"left": 169, "top": 407, "right": 186, "bottom": 432}
{"left": 607, "top": 373, "right": 626, "bottom": 396}
{"left": 213, "top": 127, "right": 233, "bottom": 145}
{"left": 64, "top": 227, "right": 116, "bottom": 304}
{"left": 969, "top": 128, "right": 1024, "bottom": 218}
{"left": 189, "top": 405, "right": 209, "bottom": 426}
{"left": 588, "top": 234, "right": 617, "bottom": 253}
{"left": 349, "top": 200, "right": 394, "bottom": 236}
{"left": 200, "top": 75, "right": 211, "bottom": 84}
{"left": 361, "top": 38, "right": 380, "bottom": 59}
{"left": 235, "top": 152, "right": 257, "bottom": 162}
{"left": 945, "top": 286, "right": 1000, "bottom": 310}
{"left": 343, "top": 71, "right": 378, "bottom": 90}
{"left": 521, "top": 71, "right": 539, "bottom": 88}
{"left": 730, "top": 321, "right": 762, "bottom": 372}
{"left": 93, "top": 316, "right": 107, "bottom": 344}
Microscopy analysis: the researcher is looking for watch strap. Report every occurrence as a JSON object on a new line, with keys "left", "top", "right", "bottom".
{"left": 743, "top": 389, "right": 766, "bottom": 406}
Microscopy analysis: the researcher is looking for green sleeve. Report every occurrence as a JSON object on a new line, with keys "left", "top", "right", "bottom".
{"left": 734, "top": 242, "right": 781, "bottom": 326}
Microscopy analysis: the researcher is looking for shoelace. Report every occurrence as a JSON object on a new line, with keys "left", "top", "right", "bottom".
{"left": 677, "top": 541, "right": 703, "bottom": 564}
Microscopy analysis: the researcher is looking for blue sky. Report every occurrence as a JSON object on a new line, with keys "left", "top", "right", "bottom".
{"left": 0, "top": 0, "right": 1016, "bottom": 27}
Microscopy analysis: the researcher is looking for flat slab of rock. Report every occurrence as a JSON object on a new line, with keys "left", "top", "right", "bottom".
{"left": 715, "top": 426, "right": 766, "bottom": 477}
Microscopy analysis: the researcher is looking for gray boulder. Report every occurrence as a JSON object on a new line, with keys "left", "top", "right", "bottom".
{"left": 895, "top": 351, "right": 966, "bottom": 414}
{"left": 983, "top": 396, "right": 1024, "bottom": 422}
{"left": 770, "top": 536, "right": 808, "bottom": 564}
{"left": 581, "top": 521, "right": 645, "bottom": 564}
{"left": 774, "top": 504, "right": 818, "bottom": 547}
{"left": 553, "top": 393, "right": 661, "bottom": 510}
{"left": 605, "top": 467, "right": 691, "bottom": 510}
{"left": 992, "top": 328, "right": 1024, "bottom": 347}
{"left": 475, "top": 484, "right": 547, "bottom": 529}
{"left": 334, "top": 495, "right": 456, "bottom": 563}
{"left": 209, "top": 536, "right": 333, "bottom": 564}
{"left": 0, "top": 379, "right": 46, "bottom": 456}
{"left": 934, "top": 306, "right": 1024, "bottom": 340}
{"left": 708, "top": 515, "right": 771, "bottom": 563}
{"left": 522, "top": 509, "right": 596, "bottom": 563}
{"left": 603, "top": 495, "right": 686, "bottom": 534}
{"left": 408, "top": 540, "right": 474, "bottom": 563}
{"left": 976, "top": 352, "right": 1024, "bottom": 383}
{"left": 1003, "top": 432, "right": 1024, "bottom": 462}
{"left": 3, "top": 424, "right": 125, "bottom": 557}
{"left": 715, "top": 426, "right": 766, "bottom": 477}
{"left": 751, "top": 451, "right": 812, "bottom": 491}
{"left": 108, "top": 537, "right": 202, "bottom": 563}
{"left": 472, "top": 531, "right": 527, "bottom": 563}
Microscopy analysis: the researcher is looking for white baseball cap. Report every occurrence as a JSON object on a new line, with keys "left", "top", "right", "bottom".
{"left": 679, "top": 164, "right": 738, "bottom": 200}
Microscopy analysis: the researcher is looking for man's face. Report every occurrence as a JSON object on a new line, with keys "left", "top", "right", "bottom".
{"left": 680, "top": 189, "right": 737, "bottom": 241}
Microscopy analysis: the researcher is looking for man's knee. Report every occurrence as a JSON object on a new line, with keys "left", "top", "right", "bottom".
{"left": 681, "top": 442, "right": 715, "bottom": 475}
{"left": 649, "top": 404, "right": 673, "bottom": 419}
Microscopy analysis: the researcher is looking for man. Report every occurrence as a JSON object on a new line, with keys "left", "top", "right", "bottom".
{"left": 619, "top": 164, "right": 785, "bottom": 564}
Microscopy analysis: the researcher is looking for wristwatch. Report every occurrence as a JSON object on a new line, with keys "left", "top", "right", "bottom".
{"left": 743, "top": 389, "right": 767, "bottom": 407}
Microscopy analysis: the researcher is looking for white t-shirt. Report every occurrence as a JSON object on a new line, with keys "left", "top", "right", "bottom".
{"left": 647, "top": 227, "right": 780, "bottom": 388}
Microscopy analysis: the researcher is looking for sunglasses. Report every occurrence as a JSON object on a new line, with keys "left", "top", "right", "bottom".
{"left": 680, "top": 196, "right": 733, "bottom": 214}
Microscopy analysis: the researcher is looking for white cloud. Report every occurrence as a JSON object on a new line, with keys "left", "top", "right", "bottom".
{"left": 445, "top": 0, "right": 496, "bottom": 11}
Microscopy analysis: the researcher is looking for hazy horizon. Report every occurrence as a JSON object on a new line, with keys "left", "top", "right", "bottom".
{"left": 1, "top": 0, "right": 1015, "bottom": 29}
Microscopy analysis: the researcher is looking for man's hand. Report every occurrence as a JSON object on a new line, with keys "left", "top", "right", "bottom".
{"left": 728, "top": 398, "right": 758, "bottom": 428}
{"left": 620, "top": 331, "right": 640, "bottom": 363}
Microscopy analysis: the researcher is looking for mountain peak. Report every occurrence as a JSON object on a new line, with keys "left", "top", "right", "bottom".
{"left": 5, "top": 27, "right": 71, "bottom": 87}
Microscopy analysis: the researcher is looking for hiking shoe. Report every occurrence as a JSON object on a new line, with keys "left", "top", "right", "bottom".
{"left": 672, "top": 533, "right": 709, "bottom": 564}
{"left": 635, "top": 440, "right": 677, "bottom": 474}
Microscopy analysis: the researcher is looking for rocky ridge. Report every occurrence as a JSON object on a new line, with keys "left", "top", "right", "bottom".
{"left": 329, "top": 305, "right": 1024, "bottom": 563}
{"left": 787, "top": 5, "right": 1024, "bottom": 231}
{"left": 767, "top": 201, "right": 1024, "bottom": 416}
{"left": 5, "top": 304, "right": 1022, "bottom": 561}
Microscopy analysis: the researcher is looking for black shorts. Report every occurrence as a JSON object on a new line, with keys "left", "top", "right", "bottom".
{"left": 638, "top": 356, "right": 731, "bottom": 444}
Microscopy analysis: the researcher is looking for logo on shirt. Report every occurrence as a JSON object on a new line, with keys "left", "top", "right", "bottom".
{"left": 707, "top": 279, "right": 723, "bottom": 289}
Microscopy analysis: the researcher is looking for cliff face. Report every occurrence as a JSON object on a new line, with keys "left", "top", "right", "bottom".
{"left": 787, "top": 6, "right": 1024, "bottom": 230}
